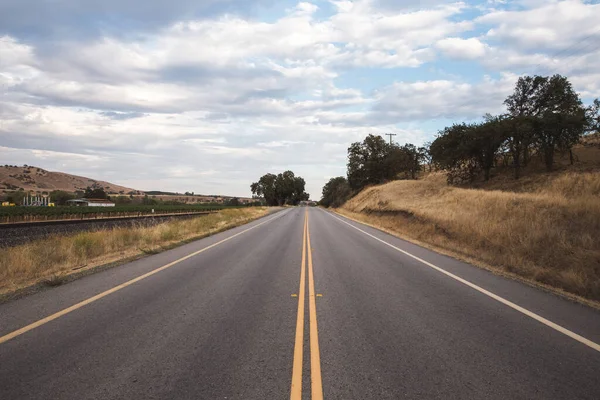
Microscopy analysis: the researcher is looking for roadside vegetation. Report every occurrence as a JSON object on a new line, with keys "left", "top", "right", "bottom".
{"left": 339, "top": 170, "right": 600, "bottom": 302}
{"left": 0, "top": 207, "right": 269, "bottom": 297}
{"left": 321, "top": 74, "right": 600, "bottom": 302}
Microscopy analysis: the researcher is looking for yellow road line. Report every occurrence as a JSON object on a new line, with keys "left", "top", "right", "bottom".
{"left": 0, "top": 211, "right": 287, "bottom": 345}
{"left": 325, "top": 210, "right": 600, "bottom": 354}
{"left": 306, "top": 213, "right": 324, "bottom": 400}
{"left": 290, "top": 212, "right": 307, "bottom": 400}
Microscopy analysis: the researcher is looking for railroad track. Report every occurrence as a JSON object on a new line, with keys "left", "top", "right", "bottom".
{"left": 0, "top": 212, "right": 215, "bottom": 248}
{"left": 0, "top": 211, "right": 215, "bottom": 228}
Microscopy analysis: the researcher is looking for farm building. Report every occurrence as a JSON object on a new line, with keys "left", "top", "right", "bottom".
{"left": 66, "top": 198, "right": 115, "bottom": 207}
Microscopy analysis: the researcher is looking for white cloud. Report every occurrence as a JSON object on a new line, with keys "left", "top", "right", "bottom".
{"left": 369, "top": 73, "right": 517, "bottom": 122}
{"left": 0, "top": 36, "right": 34, "bottom": 68}
{"left": 257, "top": 140, "right": 313, "bottom": 148}
{"left": 474, "top": 0, "right": 600, "bottom": 97}
{"left": 2, "top": 0, "right": 599, "bottom": 199}
{"left": 0, "top": 37, "right": 39, "bottom": 88}
{"left": 293, "top": 2, "right": 320, "bottom": 15}
{"left": 478, "top": 0, "right": 600, "bottom": 52}
{"left": 1, "top": 1, "right": 469, "bottom": 117}
{"left": 436, "top": 37, "right": 487, "bottom": 60}
{"left": 0, "top": 0, "right": 273, "bottom": 39}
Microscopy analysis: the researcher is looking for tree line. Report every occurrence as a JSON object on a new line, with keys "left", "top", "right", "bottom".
{"left": 251, "top": 170, "right": 309, "bottom": 206}
{"left": 431, "top": 75, "right": 599, "bottom": 183}
{"left": 321, "top": 74, "right": 599, "bottom": 207}
{"left": 321, "top": 135, "right": 428, "bottom": 207}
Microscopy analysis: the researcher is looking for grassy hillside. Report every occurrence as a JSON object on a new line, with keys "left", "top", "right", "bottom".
{"left": 339, "top": 142, "right": 600, "bottom": 303}
{"left": 0, "top": 165, "right": 143, "bottom": 195}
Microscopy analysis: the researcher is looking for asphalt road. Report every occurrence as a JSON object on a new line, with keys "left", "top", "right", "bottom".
{"left": 1, "top": 207, "right": 599, "bottom": 399}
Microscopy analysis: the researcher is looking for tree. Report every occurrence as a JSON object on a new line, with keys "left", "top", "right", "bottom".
{"left": 504, "top": 74, "right": 586, "bottom": 171}
{"left": 503, "top": 115, "right": 532, "bottom": 179}
{"left": 251, "top": 171, "right": 309, "bottom": 206}
{"left": 4, "top": 191, "right": 26, "bottom": 205}
{"left": 49, "top": 190, "right": 75, "bottom": 205}
{"left": 537, "top": 75, "right": 585, "bottom": 169}
{"left": 84, "top": 185, "right": 109, "bottom": 199}
{"left": 227, "top": 197, "right": 241, "bottom": 206}
{"left": 142, "top": 195, "right": 158, "bottom": 205}
{"left": 250, "top": 173, "right": 278, "bottom": 206}
{"left": 472, "top": 116, "right": 509, "bottom": 181}
{"left": 421, "top": 142, "right": 433, "bottom": 171}
{"left": 429, "top": 123, "right": 475, "bottom": 183}
{"left": 430, "top": 119, "right": 507, "bottom": 183}
{"left": 346, "top": 134, "right": 429, "bottom": 191}
{"left": 347, "top": 134, "right": 402, "bottom": 191}
{"left": 585, "top": 98, "right": 600, "bottom": 134}
{"left": 394, "top": 143, "right": 427, "bottom": 180}
{"left": 286, "top": 174, "right": 310, "bottom": 205}
{"left": 504, "top": 75, "right": 546, "bottom": 173}
{"left": 321, "top": 177, "right": 352, "bottom": 208}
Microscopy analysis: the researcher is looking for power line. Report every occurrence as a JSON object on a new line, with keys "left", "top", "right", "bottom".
{"left": 534, "top": 42, "right": 600, "bottom": 77}
{"left": 531, "top": 27, "right": 600, "bottom": 76}
{"left": 551, "top": 41, "right": 599, "bottom": 74}
{"left": 538, "top": 27, "right": 600, "bottom": 63}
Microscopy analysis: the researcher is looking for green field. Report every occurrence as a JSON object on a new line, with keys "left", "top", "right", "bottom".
{"left": 0, "top": 204, "right": 245, "bottom": 223}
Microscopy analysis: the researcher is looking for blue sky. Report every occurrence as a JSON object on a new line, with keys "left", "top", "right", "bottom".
{"left": 1, "top": 0, "right": 599, "bottom": 198}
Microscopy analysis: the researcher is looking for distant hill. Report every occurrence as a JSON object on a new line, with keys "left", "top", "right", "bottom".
{"left": 0, "top": 165, "right": 144, "bottom": 195}
{"left": 145, "top": 191, "right": 180, "bottom": 196}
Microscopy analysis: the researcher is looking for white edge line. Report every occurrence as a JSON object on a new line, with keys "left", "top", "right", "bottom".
{"left": 322, "top": 209, "right": 600, "bottom": 353}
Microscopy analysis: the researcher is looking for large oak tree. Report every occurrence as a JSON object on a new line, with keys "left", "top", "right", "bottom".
{"left": 250, "top": 171, "right": 309, "bottom": 206}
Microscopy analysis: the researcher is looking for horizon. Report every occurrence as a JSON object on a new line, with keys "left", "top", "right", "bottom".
{"left": 0, "top": 164, "right": 257, "bottom": 199}
{"left": 1, "top": 0, "right": 599, "bottom": 198}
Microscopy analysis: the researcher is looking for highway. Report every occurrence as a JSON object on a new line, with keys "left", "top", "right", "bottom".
{"left": 1, "top": 207, "right": 599, "bottom": 399}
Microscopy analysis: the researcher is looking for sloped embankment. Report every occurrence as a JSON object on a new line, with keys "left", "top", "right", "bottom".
{"left": 339, "top": 172, "right": 600, "bottom": 302}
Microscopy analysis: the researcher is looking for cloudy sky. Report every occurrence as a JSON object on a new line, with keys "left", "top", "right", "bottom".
{"left": 1, "top": 0, "right": 599, "bottom": 198}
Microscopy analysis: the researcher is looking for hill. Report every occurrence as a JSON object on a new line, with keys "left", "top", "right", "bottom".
{"left": 0, "top": 165, "right": 144, "bottom": 195}
{"left": 0, "top": 165, "right": 255, "bottom": 204}
{"left": 337, "top": 140, "right": 600, "bottom": 303}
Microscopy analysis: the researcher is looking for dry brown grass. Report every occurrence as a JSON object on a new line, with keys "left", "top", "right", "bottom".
{"left": 467, "top": 142, "right": 600, "bottom": 193}
{"left": 339, "top": 170, "right": 600, "bottom": 302}
{"left": 0, "top": 208, "right": 270, "bottom": 296}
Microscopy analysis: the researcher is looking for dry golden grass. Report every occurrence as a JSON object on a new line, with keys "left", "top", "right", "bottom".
{"left": 340, "top": 170, "right": 600, "bottom": 302}
{"left": 467, "top": 142, "right": 600, "bottom": 193}
{"left": 581, "top": 132, "right": 600, "bottom": 147}
{"left": 0, "top": 207, "right": 269, "bottom": 296}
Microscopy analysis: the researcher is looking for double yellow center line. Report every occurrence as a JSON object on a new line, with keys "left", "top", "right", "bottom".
{"left": 290, "top": 210, "right": 323, "bottom": 400}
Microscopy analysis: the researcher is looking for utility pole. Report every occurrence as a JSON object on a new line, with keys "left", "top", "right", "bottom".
{"left": 385, "top": 133, "right": 397, "bottom": 146}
